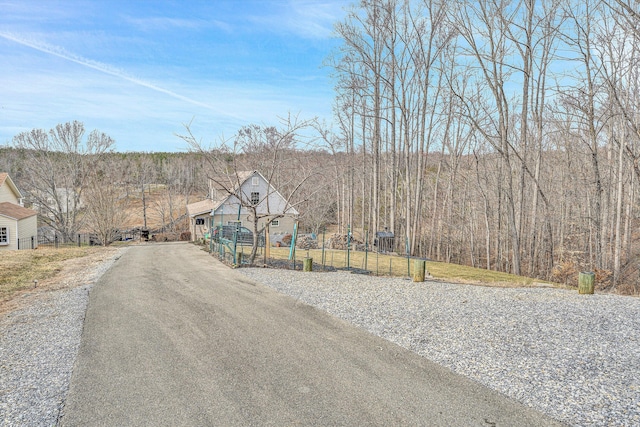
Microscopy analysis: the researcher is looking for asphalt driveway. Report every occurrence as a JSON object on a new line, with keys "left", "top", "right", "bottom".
{"left": 60, "top": 242, "right": 563, "bottom": 426}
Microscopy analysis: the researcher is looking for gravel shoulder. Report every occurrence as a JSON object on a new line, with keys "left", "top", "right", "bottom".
{"left": 0, "top": 246, "right": 127, "bottom": 427}
{"left": 238, "top": 267, "right": 640, "bottom": 427}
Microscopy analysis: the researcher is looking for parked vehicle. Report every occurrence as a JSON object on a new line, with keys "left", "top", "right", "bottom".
{"left": 212, "top": 225, "right": 264, "bottom": 246}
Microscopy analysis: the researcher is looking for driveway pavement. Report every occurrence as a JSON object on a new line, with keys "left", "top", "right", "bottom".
{"left": 60, "top": 242, "right": 563, "bottom": 426}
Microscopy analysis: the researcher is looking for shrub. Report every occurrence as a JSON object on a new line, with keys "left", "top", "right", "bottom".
{"left": 594, "top": 268, "right": 612, "bottom": 290}
{"left": 550, "top": 261, "right": 578, "bottom": 285}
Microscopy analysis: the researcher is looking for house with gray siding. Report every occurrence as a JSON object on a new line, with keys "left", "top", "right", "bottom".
{"left": 186, "top": 170, "right": 299, "bottom": 241}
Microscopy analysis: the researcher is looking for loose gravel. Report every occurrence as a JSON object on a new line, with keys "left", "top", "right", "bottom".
{"left": 0, "top": 248, "right": 126, "bottom": 427}
{"left": 239, "top": 268, "right": 640, "bottom": 427}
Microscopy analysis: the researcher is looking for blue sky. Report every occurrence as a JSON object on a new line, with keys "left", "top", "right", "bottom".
{"left": 0, "top": 0, "right": 348, "bottom": 152}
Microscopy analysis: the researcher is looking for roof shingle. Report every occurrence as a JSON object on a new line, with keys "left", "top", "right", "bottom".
{"left": 186, "top": 199, "right": 215, "bottom": 217}
{"left": 0, "top": 202, "right": 37, "bottom": 220}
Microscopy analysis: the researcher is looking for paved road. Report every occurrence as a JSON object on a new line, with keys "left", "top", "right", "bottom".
{"left": 61, "top": 242, "right": 563, "bottom": 426}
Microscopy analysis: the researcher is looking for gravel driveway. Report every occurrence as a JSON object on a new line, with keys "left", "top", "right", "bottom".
{"left": 239, "top": 268, "right": 640, "bottom": 427}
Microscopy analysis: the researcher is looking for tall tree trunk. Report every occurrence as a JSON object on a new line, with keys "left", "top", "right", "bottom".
{"left": 612, "top": 123, "right": 626, "bottom": 288}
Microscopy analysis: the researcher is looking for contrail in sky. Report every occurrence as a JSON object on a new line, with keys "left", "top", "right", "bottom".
{"left": 0, "top": 31, "right": 224, "bottom": 114}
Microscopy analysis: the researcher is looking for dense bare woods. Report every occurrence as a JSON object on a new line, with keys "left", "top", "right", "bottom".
{"left": 327, "top": 0, "right": 640, "bottom": 292}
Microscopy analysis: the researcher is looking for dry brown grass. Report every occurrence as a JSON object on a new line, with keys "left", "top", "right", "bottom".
{"left": 119, "top": 187, "right": 195, "bottom": 230}
{"left": 0, "top": 247, "right": 99, "bottom": 305}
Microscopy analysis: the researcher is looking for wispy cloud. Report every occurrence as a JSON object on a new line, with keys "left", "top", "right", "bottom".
{"left": 122, "top": 16, "right": 227, "bottom": 32}
{"left": 247, "top": 0, "right": 345, "bottom": 40}
{"left": 0, "top": 1, "right": 340, "bottom": 151}
{"left": 0, "top": 31, "right": 236, "bottom": 116}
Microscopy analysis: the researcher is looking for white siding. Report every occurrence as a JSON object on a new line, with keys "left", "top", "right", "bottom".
{"left": 268, "top": 215, "right": 295, "bottom": 232}
{"left": 239, "top": 175, "right": 297, "bottom": 215}
{"left": 0, "top": 184, "right": 19, "bottom": 204}
{"left": 0, "top": 216, "right": 18, "bottom": 251}
{"left": 17, "top": 216, "right": 38, "bottom": 249}
{"left": 0, "top": 212, "right": 38, "bottom": 251}
{"left": 190, "top": 214, "right": 211, "bottom": 241}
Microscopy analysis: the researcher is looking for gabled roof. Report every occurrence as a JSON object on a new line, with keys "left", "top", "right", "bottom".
{"left": 0, "top": 202, "right": 37, "bottom": 220}
{"left": 248, "top": 170, "right": 299, "bottom": 216}
{"left": 213, "top": 170, "right": 299, "bottom": 216}
{"left": 209, "top": 170, "right": 254, "bottom": 194}
{"left": 186, "top": 199, "right": 216, "bottom": 217}
{"left": 194, "top": 170, "right": 299, "bottom": 217}
{"left": 0, "top": 173, "right": 23, "bottom": 200}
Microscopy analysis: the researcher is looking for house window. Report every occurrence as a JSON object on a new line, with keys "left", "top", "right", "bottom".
{"left": 252, "top": 177, "right": 259, "bottom": 186}
{"left": 195, "top": 218, "right": 205, "bottom": 225}
{"left": 250, "top": 192, "right": 260, "bottom": 205}
{"left": 271, "top": 220, "right": 279, "bottom": 227}
{"left": 0, "top": 227, "right": 8, "bottom": 245}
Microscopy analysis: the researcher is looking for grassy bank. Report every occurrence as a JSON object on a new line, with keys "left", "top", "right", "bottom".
{"left": 257, "top": 247, "right": 548, "bottom": 287}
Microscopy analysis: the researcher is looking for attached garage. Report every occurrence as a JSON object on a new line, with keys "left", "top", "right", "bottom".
{"left": 186, "top": 199, "right": 215, "bottom": 241}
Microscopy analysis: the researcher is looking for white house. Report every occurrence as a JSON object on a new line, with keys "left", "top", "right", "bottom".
{"left": 186, "top": 170, "right": 299, "bottom": 241}
{"left": 0, "top": 173, "right": 38, "bottom": 250}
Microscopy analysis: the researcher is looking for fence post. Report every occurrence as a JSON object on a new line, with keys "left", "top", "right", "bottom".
{"left": 348, "top": 226, "right": 352, "bottom": 270}
{"left": 321, "top": 227, "right": 326, "bottom": 270}
{"left": 293, "top": 244, "right": 296, "bottom": 270}
{"left": 406, "top": 237, "right": 410, "bottom": 277}
{"left": 303, "top": 257, "right": 313, "bottom": 272}
{"left": 578, "top": 271, "right": 595, "bottom": 294}
{"left": 265, "top": 224, "right": 270, "bottom": 263}
{"left": 413, "top": 259, "right": 426, "bottom": 282}
{"left": 364, "top": 229, "right": 369, "bottom": 271}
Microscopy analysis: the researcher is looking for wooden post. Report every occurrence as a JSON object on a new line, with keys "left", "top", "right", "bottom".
{"left": 413, "top": 259, "right": 426, "bottom": 282}
{"left": 265, "top": 224, "right": 271, "bottom": 258}
{"left": 304, "top": 257, "right": 313, "bottom": 272}
{"left": 578, "top": 271, "right": 595, "bottom": 294}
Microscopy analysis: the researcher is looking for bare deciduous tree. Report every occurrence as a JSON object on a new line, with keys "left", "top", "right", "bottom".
{"left": 83, "top": 168, "right": 130, "bottom": 246}
{"left": 178, "top": 114, "right": 323, "bottom": 263}
{"left": 12, "top": 121, "right": 114, "bottom": 241}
